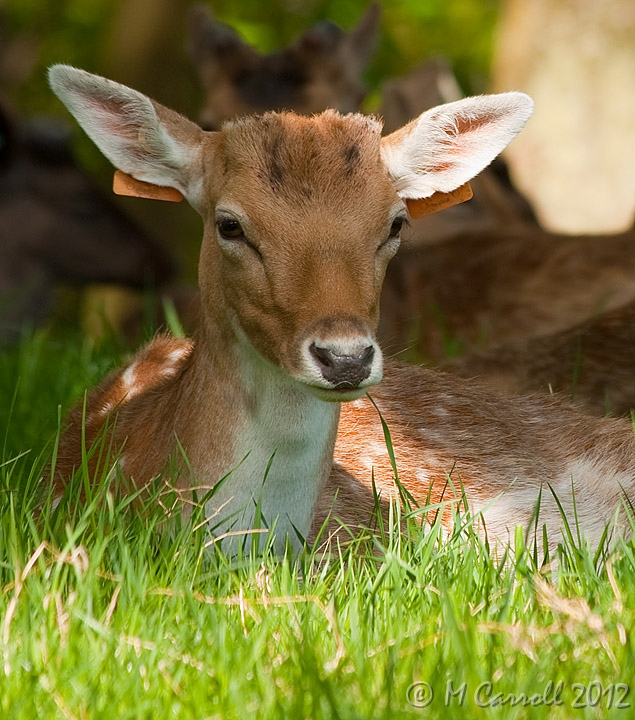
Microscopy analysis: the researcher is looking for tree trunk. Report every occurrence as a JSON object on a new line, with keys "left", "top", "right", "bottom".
{"left": 492, "top": 0, "right": 635, "bottom": 234}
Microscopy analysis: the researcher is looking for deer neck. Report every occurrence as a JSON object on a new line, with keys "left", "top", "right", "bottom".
{"left": 184, "top": 311, "right": 341, "bottom": 551}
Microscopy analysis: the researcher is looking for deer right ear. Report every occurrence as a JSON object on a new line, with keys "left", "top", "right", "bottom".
{"left": 381, "top": 92, "right": 534, "bottom": 200}
{"left": 186, "top": 4, "right": 258, "bottom": 73}
{"left": 346, "top": 2, "right": 381, "bottom": 71}
{"left": 48, "top": 64, "right": 205, "bottom": 205}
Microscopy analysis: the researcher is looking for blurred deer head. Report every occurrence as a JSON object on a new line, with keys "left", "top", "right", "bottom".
{"left": 186, "top": 3, "right": 380, "bottom": 130}
{"left": 0, "top": 104, "right": 174, "bottom": 342}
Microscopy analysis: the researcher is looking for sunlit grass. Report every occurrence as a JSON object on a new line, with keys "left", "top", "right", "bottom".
{"left": 1, "top": 330, "right": 634, "bottom": 719}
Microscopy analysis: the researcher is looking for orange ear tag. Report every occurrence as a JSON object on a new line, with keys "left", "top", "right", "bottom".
{"left": 405, "top": 182, "right": 473, "bottom": 219}
{"left": 113, "top": 171, "right": 471, "bottom": 213}
{"left": 113, "top": 170, "right": 184, "bottom": 202}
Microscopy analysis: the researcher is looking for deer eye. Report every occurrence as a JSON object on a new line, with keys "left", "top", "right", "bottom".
{"left": 378, "top": 215, "right": 407, "bottom": 253}
{"left": 217, "top": 218, "right": 245, "bottom": 240}
{"left": 389, "top": 217, "right": 405, "bottom": 238}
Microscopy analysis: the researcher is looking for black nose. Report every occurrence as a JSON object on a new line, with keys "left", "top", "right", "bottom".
{"left": 309, "top": 343, "right": 374, "bottom": 389}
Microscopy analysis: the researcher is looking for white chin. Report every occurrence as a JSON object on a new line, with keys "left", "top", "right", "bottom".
{"left": 304, "top": 383, "right": 371, "bottom": 403}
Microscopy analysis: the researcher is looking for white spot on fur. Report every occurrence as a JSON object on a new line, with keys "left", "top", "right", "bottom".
{"left": 121, "top": 363, "right": 137, "bottom": 391}
{"left": 160, "top": 348, "right": 188, "bottom": 377}
{"left": 168, "top": 347, "right": 187, "bottom": 363}
{"left": 99, "top": 400, "right": 114, "bottom": 417}
{"left": 354, "top": 440, "right": 391, "bottom": 473}
{"left": 415, "top": 468, "right": 431, "bottom": 486}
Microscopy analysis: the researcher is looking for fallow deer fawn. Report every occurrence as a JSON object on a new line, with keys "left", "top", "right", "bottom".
{"left": 48, "top": 65, "right": 635, "bottom": 553}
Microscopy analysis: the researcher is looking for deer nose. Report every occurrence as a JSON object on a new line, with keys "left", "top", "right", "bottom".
{"left": 309, "top": 342, "right": 375, "bottom": 389}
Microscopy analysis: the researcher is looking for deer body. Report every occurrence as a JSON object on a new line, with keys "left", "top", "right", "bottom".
{"left": 58, "top": 332, "right": 635, "bottom": 551}
{"left": 47, "top": 65, "right": 634, "bottom": 552}
{"left": 443, "top": 299, "right": 635, "bottom": 417}
{"left": 317, "top": 363, "right": 635, "bottom": 549}
{"left": 379, "top": 225, "right": 635, "bottom": 360}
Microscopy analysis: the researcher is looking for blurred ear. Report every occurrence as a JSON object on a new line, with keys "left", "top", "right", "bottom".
{"left": 294, "top": 4, "right": 379, "bottom": 69}
{"left": 186, "top": 4, "right": 258, "bottom": 74}
{"left": 48, "top": 64, "right": 205, "bottom": 205}
{"left": 345, "top": 3, "right": 381, "bottom": 71}
{"left": 381, "top": 92, "right": 534, "bottom": 199}
{"left": 294, "top": 21, "right": 343, "bottom": 57}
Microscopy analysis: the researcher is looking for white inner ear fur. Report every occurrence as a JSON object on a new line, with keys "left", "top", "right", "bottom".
{"left": 381, "top": 92, "right": 534, "bottom": 199}
{"left": 48, "top": 64, "right": 202, "bottom": 200}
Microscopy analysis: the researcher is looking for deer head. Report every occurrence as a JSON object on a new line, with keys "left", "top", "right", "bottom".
{"left": 49, "top": 64, "right": 531, "bottom": 397}
{"left": 186, "top": 4, "right": 381, "bottom": 129}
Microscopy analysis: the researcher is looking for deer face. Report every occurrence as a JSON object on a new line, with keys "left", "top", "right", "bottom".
{"left": 198, "top": 111, "right": 402, "bottom": 400}
{"left": 47, "top": 64, "right": 533, "bottom": 400}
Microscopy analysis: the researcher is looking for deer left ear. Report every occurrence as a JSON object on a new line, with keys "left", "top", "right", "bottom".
{"left": 381, "top": 92, "right": 533, "bottom": 199}
{"left": 48, "top": 64, "right": 205, "bottom": 205}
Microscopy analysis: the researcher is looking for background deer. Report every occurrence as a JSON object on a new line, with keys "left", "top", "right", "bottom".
{"left": 186, "top": 3, "right": 380, "bottom": 130}
{"left": 379, "top": 223, "right": 635, "bottom": 361}
{"left": 373, "top": 55, "right": 635, "bottom": 377}
{"left": 49, "top": 65, "right": 635, "bottom": 553}
{"left": 443, "top": 298, "right": 635, "bottom": 418}
{"left": 0, "top": 102, "right": 174, "bottom": 344}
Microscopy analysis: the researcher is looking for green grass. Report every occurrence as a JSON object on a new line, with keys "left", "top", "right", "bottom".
{"left": 2, "top": 330, "right": 635, "bottom": 719}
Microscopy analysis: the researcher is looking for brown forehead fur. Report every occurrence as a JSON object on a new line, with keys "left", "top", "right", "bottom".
{"left": 220, "top": 110, "right": 384, "bottom": 202}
